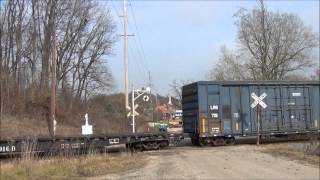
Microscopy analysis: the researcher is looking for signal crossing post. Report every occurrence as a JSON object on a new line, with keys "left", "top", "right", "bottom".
{"left": 251, "top": 92, "right": 267, "bottom": 145}
{"left": 128, "top": 86, "right": 151, "bottom": 133}
{"left": 132, "top": 89, "right": 135, "bottom": 133}
{"left": 256, "top": 105, "right": 260, "bottom": 145}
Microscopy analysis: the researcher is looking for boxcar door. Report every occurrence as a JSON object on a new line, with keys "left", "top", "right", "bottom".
{"left": 240, "top": 86, "right": 252, "bottom": 135}
{"left": 258, "top": 86, "right": 281, "bottom": 133}
{"left": 230, "top": 86, "right": 242, "bottom": 135}
{"left": 282, "top": 86, "right": 310, "bottom": 131}
{"left": 220, "top": 86, "right": 232, "bottom": 135}
{"left": 207, "top": 85, "right": 221, "bottom": 135}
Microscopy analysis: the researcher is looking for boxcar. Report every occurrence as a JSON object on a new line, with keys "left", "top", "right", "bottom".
{"left": 182, "top": 81, "right": 320, "bottom": 146}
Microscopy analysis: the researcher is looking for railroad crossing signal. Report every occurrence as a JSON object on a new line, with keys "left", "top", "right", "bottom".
{"left": 127, "top": 104, "right": 140, "bottom": 117}
{"left": 251, "top": 92, "right": 267, "bottom": 146}
{"left": 143, "top": 95, "right": 149, "bottom": 102}
{"left": 130, "top": 86, "right": 151, "bottom": 134}
{"left": 251, "top": 92, "right": 267, "bottom": 109}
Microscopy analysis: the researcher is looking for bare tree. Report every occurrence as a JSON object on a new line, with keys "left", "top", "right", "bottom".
{"left": 14, "top": 0, "right": 26, "bottom": 94}
{"left": 0, "top": 0, "right": 116, "bottom": 135}
{"left": 310, "top": 67, "right": 320, "bottom": 80}
{"left": 169, "top": 79, "right": 194, "bottom": 106}
{"left": 208, "top": 46, "right": 249, "bottom": 80}
{"left": 60, "top": 5, "right": 115, "bottom": 101}
{"left": 233, "top": 0, "right": 319, "bottom": 80}
{"left": 40, "top": 0, "right": 55, "bottom": 92}
{"left": 30, "top": 0, "right": 38, "bottom": 99}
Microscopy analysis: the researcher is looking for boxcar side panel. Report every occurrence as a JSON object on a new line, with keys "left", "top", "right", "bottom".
{"left": 240, "top": 86, "right": 252, "bottom": 135}
{"left": 311, "top": 85, "right": 320, "bottom": 129}
{"left": 249, "top": 85, "right": 258, "bottom": 133}
{"left": 230, "top": 86, "right": 242, "bottom": 135}
{"left": 207, "top": 85, "right": 221, "bottom": 136}
{"left": 198, "top": 84, "right": 208, "bottom": 135}
{"left": 220, "top": 86, "right": 231, "bottom": 134}
{"left": 182, "top": 83, "right": 199, "bottom": 134}
{"left": 281, "top": 85, "right": 309, "bottom": 131}
{"left": 258, "top": 85, "right": 281, "bottom": 132}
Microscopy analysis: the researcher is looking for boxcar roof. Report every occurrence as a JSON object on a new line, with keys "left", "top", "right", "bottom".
{"left": 187, "top": 80, "right": 320, "bottom": 87}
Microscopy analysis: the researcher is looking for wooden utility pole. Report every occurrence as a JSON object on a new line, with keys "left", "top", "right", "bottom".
{"left": 123, "top": 0, "right": 129, "bottom": 111}
{"left": 50, "top": 0, "right": 57, "bottom": 137}
{"left": 256, "top": 105, "right": 260, "bottom": 145}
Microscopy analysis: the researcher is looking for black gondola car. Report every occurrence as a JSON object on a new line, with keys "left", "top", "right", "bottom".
{"left": 182, "top": 81, "right": 320, "bottom": 145}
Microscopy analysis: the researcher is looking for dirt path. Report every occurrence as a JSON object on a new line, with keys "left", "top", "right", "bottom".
{"left": 92, "top": 142, "right": 320, "bottom": 180}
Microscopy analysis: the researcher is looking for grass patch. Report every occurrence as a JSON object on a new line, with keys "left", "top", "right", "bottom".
{"left": 0, "top": 153, "right": 145, "bottom": 180}
{"left": 261, "top": 140, "right": 320, "bottom": 166}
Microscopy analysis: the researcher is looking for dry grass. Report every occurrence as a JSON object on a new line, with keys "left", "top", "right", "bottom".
{"left": 0, "top": 115, "right": 79, "bottom": 139}
{"left": 261, "top": 140, "right": 320, "bottom": 166}
{"left": 0, "top": 153, "right": 145, "bottom": 180}
{"left": 0, "top": 115, "right": 48, "bottom": 138}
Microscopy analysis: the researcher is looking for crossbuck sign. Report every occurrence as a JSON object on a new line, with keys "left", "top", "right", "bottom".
{"left": 127, "top": 104, "right": 140, "bottom": 117}
{"left": 251, "top": 92, "right": 267, "bottom": 109}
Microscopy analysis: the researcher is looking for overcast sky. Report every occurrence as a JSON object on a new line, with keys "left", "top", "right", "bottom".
{"left": 105, "top": 0, "right": 319, "bottom": 95}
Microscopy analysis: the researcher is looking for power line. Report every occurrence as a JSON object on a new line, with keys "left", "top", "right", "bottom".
{"left": 110, "top": 0, "right": 149, "bottom": 73}
{"left": 130, "top": 28, "right": 147, "bottom": 71}
{"left": 128, "top": 43, "right": 147, "bottom": 83}
{"left": 125, "top": 15, "right": 149, "bottom": 77}
{"left": 128, "top": 1, "right": 151, "bottom": 90}
{"left": 129, "top": 1, "right": 149, "bottom": 70}
{"left": 112, "top": 0, "right": 148, "bottom": 75}
{"left": 110, "top": 0, "right": 123, "bottom": 26}
{"left": 110, "top": 0, "right": 149, "bottom": 88}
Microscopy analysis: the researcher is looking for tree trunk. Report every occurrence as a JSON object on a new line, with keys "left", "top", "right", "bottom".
{"left": 40, "top": 1, "right": 55, "bottom": 93}
{"left": 31, "top": 0, "right": 37, "bottom": 100}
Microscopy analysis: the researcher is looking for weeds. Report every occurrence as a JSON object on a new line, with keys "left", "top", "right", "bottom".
{"left": 262, "top": 140, "right": 320, "bottom": 166}
{"left": 1, "top": 153, "right": 145, "bottom": 180}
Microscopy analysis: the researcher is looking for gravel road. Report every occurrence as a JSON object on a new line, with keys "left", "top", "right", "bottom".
{"left": 93, "top": 139, "right": 320, "bottom": 180}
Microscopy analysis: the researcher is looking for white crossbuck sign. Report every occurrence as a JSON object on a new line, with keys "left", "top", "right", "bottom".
{"left": 127, "top": 104, "right": 140, "bottom": 117}
{"left": 251, "top": 92, "right": 267, "bottom": 109}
